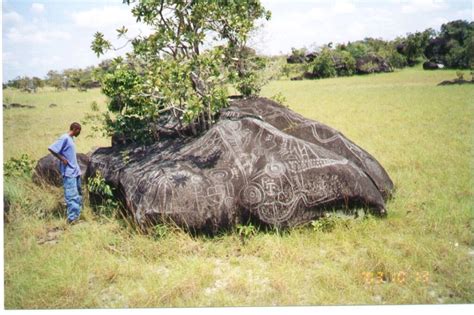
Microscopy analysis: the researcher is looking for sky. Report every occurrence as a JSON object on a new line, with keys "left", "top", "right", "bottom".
{"left": 1, "top": 0, "right": 472, "bottom": 82}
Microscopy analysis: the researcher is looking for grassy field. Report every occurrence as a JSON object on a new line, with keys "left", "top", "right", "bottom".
{"left": 2, "top": 67, "right": 473, "bottom": 308}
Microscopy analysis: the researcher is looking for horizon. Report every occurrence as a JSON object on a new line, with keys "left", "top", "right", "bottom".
{"left": 2, "top": 0, "right": 472, "bottom": 82}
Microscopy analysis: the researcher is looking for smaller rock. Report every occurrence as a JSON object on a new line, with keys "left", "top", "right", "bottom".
{"left": 290, "top": 76, "right": 303, "bottom": 81}
{"left": 33, "top": 153, "right": 90, "bottom": 187}
{"left": 4, "top": 103, "right": 36, "bottom": 109}
{"left": 438, "top": 79, "right": 474, "bottom": 86}
{"left": 286, "top": 54, "right": 305, "bottom": 64}
{"left": 37, "top": 226, "right": 64, "bottom": 245}
{"left": 305, "top": 52, "right": 318, "bottom": 62}
{"left": 423, "top": 61, "right": 439, "bottom": 70}
{"left": 303, "top": 71, "right": 318, "bottom": 79}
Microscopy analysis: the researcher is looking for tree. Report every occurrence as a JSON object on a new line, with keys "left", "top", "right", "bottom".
{"left": 310, "top": 48, "right": 337, "bottom": 78}
{"left": 46, "top": 70, "right": 65, "bottom": 90}
{"left": 287, "top": 47, "right": 307, "bottom": 63}
{"left": 32, "top": 77, "right": 44, "bottom": 89}
{"left": 307, "top": 48, "right": 356, "bottom": 78}
{"left": 63, "top": 69, "right": 81, "bottom": 88}
{"left": 440, "top": 20, "right": 473, "bottom": 46}
{"left": 91, "top": 0, "right": 271, "bottom": 143}
{"left": 333, "top": 50, "right": 356, "bottom": 76}
{"left": 7, "top": 76, "right": 38, "bottom": 92}
{"left": 422, "top": 20, "right": 473, "bottom": 69}
{"left": 398, "top": 29, "right": 434, "bottom": 66}
{"left": 346, "top": 41, "right": 369, "bottom": 60}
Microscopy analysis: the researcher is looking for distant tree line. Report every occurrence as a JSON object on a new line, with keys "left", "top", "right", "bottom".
{"left": 4, "top": 19, "right": 472, "bottom": 92}
{"left": 286, "top": 20, "right": 473, "bottom": 79}
{"left": 3, "top": 59, "right": 117, "bottom": 92}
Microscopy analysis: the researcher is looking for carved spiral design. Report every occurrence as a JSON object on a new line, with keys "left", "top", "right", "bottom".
{"left": 241, "top": 184, "right": 264, "bottom": 206}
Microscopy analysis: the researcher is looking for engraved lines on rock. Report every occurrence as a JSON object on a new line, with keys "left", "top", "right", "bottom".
{"left": 103, "top": 110, "right": 368, "bottom": 226}
{"left": 306, "top": 122, "right": 374, "bottom": 175}
{"left": 252, "top": 105, "right": 370, "bottom": 176}
{"left": 239, "top": 127, "right": 349, "bottom": 224}
{"left": 135, "top": 122, "right": 245, "bottom": 218}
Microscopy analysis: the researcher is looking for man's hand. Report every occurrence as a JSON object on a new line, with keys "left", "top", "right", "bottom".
{"left": 48, "top": 148, "right": 69, "bottom": 166}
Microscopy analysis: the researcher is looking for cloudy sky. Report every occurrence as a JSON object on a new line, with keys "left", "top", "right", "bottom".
{"left": 2, "top": 0, "right": 472, "bottom": 82}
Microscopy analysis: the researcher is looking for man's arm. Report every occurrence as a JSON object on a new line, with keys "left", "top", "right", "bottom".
{"left": 48, "top": 148, "right": 69, "bottom": 165}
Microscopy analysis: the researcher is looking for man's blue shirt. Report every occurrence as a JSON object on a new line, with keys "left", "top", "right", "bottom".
{"left": 48, "top": 133, "right": 81, "bottom": 178}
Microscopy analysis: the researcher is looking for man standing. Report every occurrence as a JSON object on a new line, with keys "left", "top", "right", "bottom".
{"left": 48, "top": 122, "right": 83, "bottom": 224}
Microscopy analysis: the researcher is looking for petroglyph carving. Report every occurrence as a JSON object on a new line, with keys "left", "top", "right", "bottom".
{"left": 81, "top": 97, "right": 393, "bottom": 233}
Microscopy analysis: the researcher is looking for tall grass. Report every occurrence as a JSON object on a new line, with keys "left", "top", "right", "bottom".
{"left": 3, "top": 67, "right": 473, "bottom": 308}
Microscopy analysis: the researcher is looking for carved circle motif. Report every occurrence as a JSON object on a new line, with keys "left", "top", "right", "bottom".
{"left": 190, "top": 175, "right": 201, "bottom": 184}
{"left": 265, "top": 161, "right": 286, "bottom": 178}
{"left": 210, "top": 169, "right": 230, "bottom": 181}
{"left": 224, "top": 197, "right": 234, "bottom": 208}
{"left": 241, "top": 184, "right": 263, "bottom": 206}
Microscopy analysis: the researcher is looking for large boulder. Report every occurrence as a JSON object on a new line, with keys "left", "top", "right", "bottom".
{"left": 423, "top": 61, "right": 440, "bottom": 70}
{"left": 286, "top": 55, "right": 306, "bottom": 64}
{"left": 33, "top": 153, "right": 91, "bottom": 187}
{"left": 355, "top": 54, "right": 392, "bottom": 74}
{"left": 87, "top": 97, "right": 393, "bottom": 233}
{"left": 224, "top": 97, "right": 393, "bottom": 200}
{"left": 305, "top": 52, "right": 318, "bottom": 63}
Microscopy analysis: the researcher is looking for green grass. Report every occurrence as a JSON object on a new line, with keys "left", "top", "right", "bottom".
{"left": 3, "top": 67, "right": 474, "bottom": 308}
{"left": 3, "top": 87, "right": 109, "bottom": 161}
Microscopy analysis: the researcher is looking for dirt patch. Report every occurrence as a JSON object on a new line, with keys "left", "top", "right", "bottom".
{"left": 37, "top": 226, "right": 64, "bottom": 245}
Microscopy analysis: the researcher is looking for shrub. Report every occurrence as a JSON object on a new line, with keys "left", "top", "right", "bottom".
{"left": 358, "top": 60, "right": 378, "bottom": 73}
{"left": 346, "top": 42, "right": 369, "bottom": 60}
{"left": 270, "top": 92, "right": 288, "bottom": 106}
{"left": 153, "top": 224, "right": 171, "bottom": 239}
{"left": 310, "top": 49, "right": 337, "bottom": 78}
{"left": 87, "top": 171, "right": 119, "bottom": 217}
{"left": 386, "top": 50, "right": 407, "bottom": 69}
{"left": 311, "top": 215, "right": 337, "bottom": 233}
{"left": 4, "top": 154, "right": 35, "bottom": 178}
{"left": 446, "top": 40, "right": 470, "bottom": 68}
{"left": 236, "top": 223, "right": 258, "bottom": 244}
{"left": 334, "top": 50, "right": 356, "bottom": 76}
{"left": 311, "top": 214, "right": 351, "bottom": 233}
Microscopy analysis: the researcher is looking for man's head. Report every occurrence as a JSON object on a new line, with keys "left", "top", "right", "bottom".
{"left": 69, "top": 122, "right": 81, "bottom": 137}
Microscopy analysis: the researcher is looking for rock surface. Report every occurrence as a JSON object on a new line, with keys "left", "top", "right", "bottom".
{"left": 33, "top": 153, "right": 91, "bottom": 187}
{"left": 355, "top": 54, "right": 392, "bottom": 74}
{"left": 438, "top": 79, "right": 474, "bottom": 86}
{"left": 286, "top": 55, "right": 305, "bottom": 64}
{"left": 3, "top": 103, "right": 36, "bottom": 109}
{"left": 423, "top": 61, "right": 440, "bottom": 70}
{"left": 86, "top": 97, "right": 393, "bottom": 233}
{"left": 224, "top": 97, "right": 393, "bottom": 199}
